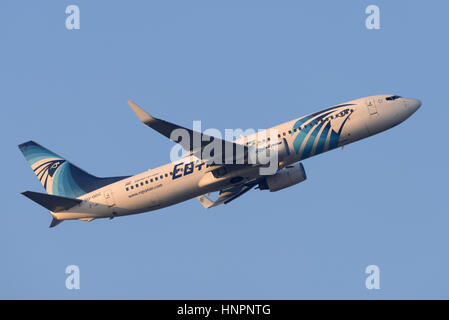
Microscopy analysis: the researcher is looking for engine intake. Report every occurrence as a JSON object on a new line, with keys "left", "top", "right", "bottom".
{"left": 259, "top": 162, "right": 307, "bottom": 192}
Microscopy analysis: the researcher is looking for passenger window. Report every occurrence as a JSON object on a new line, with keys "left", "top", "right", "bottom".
{"left": 150, "top": 179, "right": 153, "bottom": 182}
{"left": 155, "top": 177, "right": 158, "bottom": 181}
{"left": 135, "top": 184, "right": 139, "bottom": 188}
{"left": 288, "top": 130, "right": 291, "bottom": 134}
{"left": 126, "top": 187, "right": 129, "bottom": 191}
{"left": 131, "top": 186, "right": 134, "bottom": 190}
{"left": 160, "top": 175, "right": 163, "bottom": 179}
{"left": 165, "top": 173, "right": 168, "bottom": 177}
{"left": 145, "top": 181, "right": 148, "bottom": 184}
{"left": 140, "top": 182, "right": 144, "bottom": 186}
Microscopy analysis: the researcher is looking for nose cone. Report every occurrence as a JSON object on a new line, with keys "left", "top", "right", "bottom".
{"left": 403, "top": 98, "right": 422, "bottom": 118}
{"left": 407, "top": 98, "right": 422, "bottom": 113}
{"left": 398, "top": 98, "right": 421, "bottom": 122}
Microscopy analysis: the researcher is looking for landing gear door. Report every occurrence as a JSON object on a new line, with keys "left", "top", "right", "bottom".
{"left": 366, "top": 98, "right": 377, "bottom": 115}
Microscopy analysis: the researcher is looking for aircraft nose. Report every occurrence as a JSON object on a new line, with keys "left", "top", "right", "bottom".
{"left": 403, "top": 98, "right": 422, "bottom": 117}
{"left": 409, "top": 98, "right": 421, "bottom": 111}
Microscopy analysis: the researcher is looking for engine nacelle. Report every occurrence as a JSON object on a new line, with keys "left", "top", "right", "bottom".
{"left": 259, "top": 162, "right": 307, "bottom": 192}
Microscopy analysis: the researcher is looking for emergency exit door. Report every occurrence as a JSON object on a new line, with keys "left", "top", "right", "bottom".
{"left": 103, "top": 189, "right": 115, "bottom": 207}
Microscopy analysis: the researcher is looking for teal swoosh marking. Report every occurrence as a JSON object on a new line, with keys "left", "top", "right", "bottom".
{"left": 291, "top": 104, "right": 355, "bottom": 135}
{"left": 314, "top": 122, "right": 331, "bottom": 155}
{"left": 292, "top": 111, "right": 334, "bottom": 154}
{"left": 328, "top": 109, "right": 355, "bottom": 151}
{"left": 293, "top": 124, "right": 313, "bottom": 154}
{"left": 52, "top": 162, "right": 85, "bottom": 198}
{"left": 301, "top": 121, "right": 326, "bottom": 159}
{"left": 18, "top": 143, "right": 61, "bottom": 166}
{"left": 328, "top": 129, "right": 339, "bottom": 150}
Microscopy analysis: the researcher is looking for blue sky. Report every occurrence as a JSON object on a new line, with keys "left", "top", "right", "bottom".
{"left": 1, "top": 0, "right": 448, "bottom": 299}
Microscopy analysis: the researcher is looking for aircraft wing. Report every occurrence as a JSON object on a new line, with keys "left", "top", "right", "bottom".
{"left": 197, "top": 178, "right": 262, "bottom": 209}
{"left": 128, "top": 101, "right": 248, "bottom": 164}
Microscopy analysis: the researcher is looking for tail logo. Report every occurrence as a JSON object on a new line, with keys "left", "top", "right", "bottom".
{"left": 33, "top": 159, "right": 66, "bottom": 189}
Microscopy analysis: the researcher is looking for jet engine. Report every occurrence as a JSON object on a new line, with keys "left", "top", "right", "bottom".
{"left": 258, "top": 162, "right": 307, "bottom": 192}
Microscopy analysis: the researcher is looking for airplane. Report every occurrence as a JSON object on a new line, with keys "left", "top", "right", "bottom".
{"left": 19, "top": 94, "right": 421, "bottom": 227}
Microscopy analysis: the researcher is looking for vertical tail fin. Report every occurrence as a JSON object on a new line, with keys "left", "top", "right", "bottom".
{"left": 18, "top": 141, "right": 129, "bottom": 198}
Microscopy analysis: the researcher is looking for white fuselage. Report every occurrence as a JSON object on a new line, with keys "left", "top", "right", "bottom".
{"left": 52, "top": 95, "right": 421, "bottom": 221}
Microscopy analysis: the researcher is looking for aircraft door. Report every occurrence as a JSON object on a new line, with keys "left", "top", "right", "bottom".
{"left": 365, "top": 98, "right": 378, "bottom": 115}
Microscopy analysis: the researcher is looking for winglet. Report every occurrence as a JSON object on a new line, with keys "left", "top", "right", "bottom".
{"left": 127, "top": 101, "right": 155, "bottom": 124}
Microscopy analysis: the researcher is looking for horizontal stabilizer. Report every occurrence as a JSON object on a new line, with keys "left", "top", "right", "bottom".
{"left": 50, "top": 218, "right": 63, "bottom": 228}
{"left": 22, "top": 191, "right": 82, "bottom": 212}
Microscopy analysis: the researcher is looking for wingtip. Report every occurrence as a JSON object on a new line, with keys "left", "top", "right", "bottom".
{"left": 127, "top": 100, "right": 137, "bottom": 108}
{"left": 127, "top": 100, "right": 155, "bottom": 124}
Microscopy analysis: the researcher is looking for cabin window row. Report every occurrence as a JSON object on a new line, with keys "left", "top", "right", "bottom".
{"left": 125, "top": 172, "right": 173, "bottom": 191}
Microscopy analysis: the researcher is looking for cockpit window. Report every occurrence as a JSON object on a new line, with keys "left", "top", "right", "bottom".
{"left": 386, "top": 95, "right": 402, "bottom": 101}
